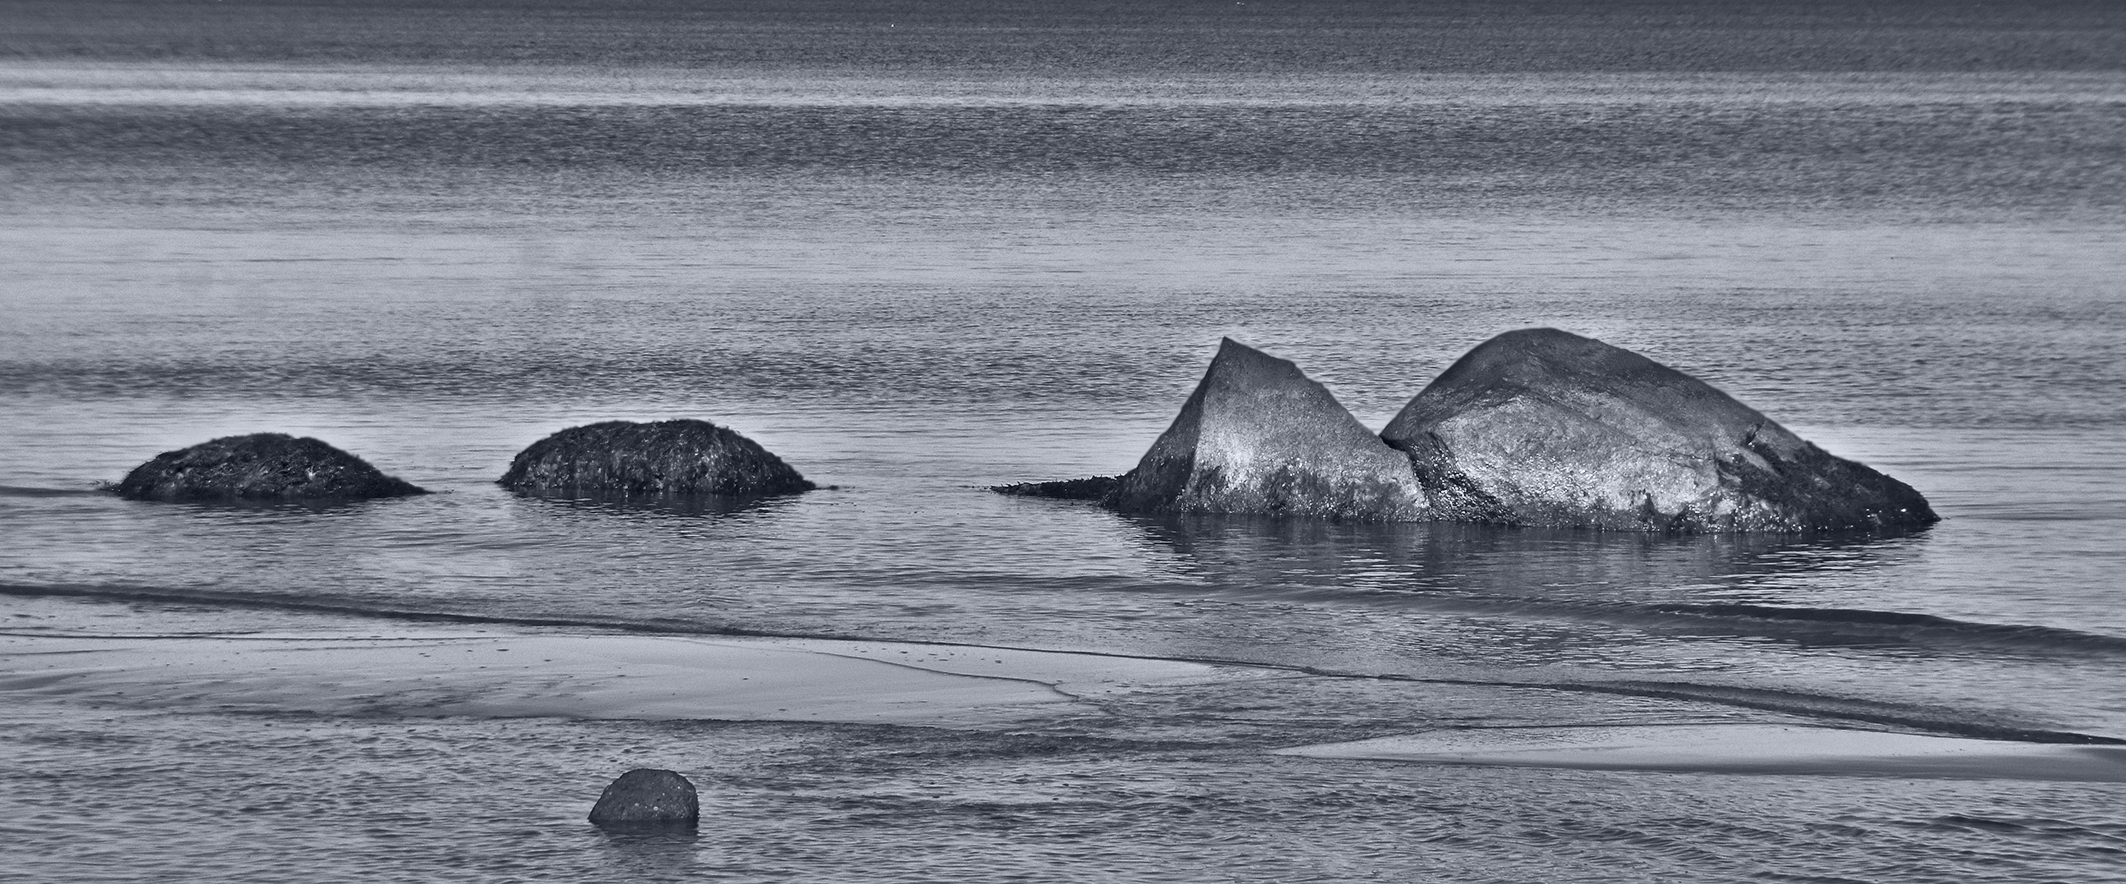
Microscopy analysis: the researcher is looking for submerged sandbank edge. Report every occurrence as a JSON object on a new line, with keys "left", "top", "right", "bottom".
{"left": 1276, "top": 724, "right": 2126, "bottom": 782}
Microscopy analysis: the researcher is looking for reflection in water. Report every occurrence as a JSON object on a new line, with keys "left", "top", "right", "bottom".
{"left": 1113, "top": 513, "right": 2126, "bottom": 741}
{"left": 1128, "top": 512, "right": 1923, "bottom": 599}
{"left": 124, "top": 494, "right": 403, "bottom": 517}
{"left": 594, "top": 826, "right": 702, "bottom": 878}
{"left": 1113, "top": 514, "right": 2111, "bottom": 657}
{"left": 507, "top": 489, "right": 806, "bottom": 521}
{"left": 0, "top": 485, "right": 108, "bottom": 498}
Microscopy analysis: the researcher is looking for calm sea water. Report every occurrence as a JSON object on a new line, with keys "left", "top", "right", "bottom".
{"left": 4, "top": 2, "right": 2126, "bottom": 881}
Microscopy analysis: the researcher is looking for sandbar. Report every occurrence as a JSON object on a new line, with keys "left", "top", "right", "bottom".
{"left": 0, "top": 626, "right": 1250, "bottom": 727}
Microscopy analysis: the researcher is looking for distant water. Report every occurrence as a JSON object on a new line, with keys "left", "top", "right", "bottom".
{"left": 4, "top": 2, "right": 2126, "bottom": 881}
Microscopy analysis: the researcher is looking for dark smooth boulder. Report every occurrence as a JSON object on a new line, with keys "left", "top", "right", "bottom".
{"left": 113, "top": 433, "right": 425, "bottom": 502}
{"left": 500, "top": 419, "right": 814, "bottom": 497}
{"left": 1103, "top": 338, "right": 1432, "bottom": 521}
{"left": 589, "top": 768, "right": 699, "bottom": 828}
{"left": 1380, "top": 328, "right": 1938, "bottom": 533}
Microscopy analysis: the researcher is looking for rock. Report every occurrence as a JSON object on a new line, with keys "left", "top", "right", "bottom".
{"left": 1379, "top": 328, "right": 1938, "bottom": 532}
{"left": 499, "top": 419, "right": 814, "bottom": 497}
{"left": 1103, "top": 338, "right": 1432, "bottom": 521}
{"left": 589, "top": 768, "right": 699, "bottom": 827}
{"left": 113, "top": 433, "right": 426, "bottom": 502}
{"left": 991, "top": 476, "right": 1120, "bottom": 500}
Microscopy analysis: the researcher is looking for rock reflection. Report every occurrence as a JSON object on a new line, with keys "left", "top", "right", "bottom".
{"left": 594, "top": 826, "right": 702, "bottom": 877}
{"left": 1114, "top": 514, "right": 2050, "bottom": 658}
{"left": 508, "top": 488, "right": 802, "bottom": 520}
{"left": 1101, "top": 514, "right": 2116, "bottom": 740}
{"left": 1127, "top": 513, "right": 1925, "bottom": 597}
{"left": 155, "top": 495, "right": 396, "bottom": 517}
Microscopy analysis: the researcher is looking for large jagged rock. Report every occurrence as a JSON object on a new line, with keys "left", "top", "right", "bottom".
{"left": 500, "top": 419, "right": 814, "bottom": 497}
{"left": 1103, "top": 338, "right": 1432, "bottom": 521}
{"left": 589, "top": 768, "right": 699, "bottom": 828}
{"left": 1380, "top": 328, "right": 1937, "bottom": 533}
{"left": 113, "top": 433, "right": 426, "bottom": 502}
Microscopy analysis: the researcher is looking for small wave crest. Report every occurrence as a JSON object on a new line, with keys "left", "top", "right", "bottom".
{"left": 1360, "top": 590, "right": 2126, "bottom": 659}
{"left": 1547, "top": 680, "right": 2126, "bottom": 746}
{"left": 0, "top": 485, "right": 107, "bottom": 498}
{"left": 0, "top": 581, "right": 756, "bottom": 638}
{"left": 1644, "top": 602, "right": 2126, "bottom": 654}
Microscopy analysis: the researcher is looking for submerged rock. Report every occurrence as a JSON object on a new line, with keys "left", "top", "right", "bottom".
{"left": 113, "top": 433, "right": 426, "bottom": 502}
{"left": 991, "top": 476, "right": 1120, "bottom": 500}
{"left": 1103, "top": 338, "right": 1431, "bottom": 521}
{"left": 1379, "top": 328, "right": 1937, "bottom": 532}
{"left": 500, "top": 419, "right": 814, "bottom": 497}
{"left": 589, "top": 768, "right": 699, "bottom": 828}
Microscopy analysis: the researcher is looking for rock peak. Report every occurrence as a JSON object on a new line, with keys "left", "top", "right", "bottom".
{"left": 1105, "top": 339, "right": 1430, "bottom": 521}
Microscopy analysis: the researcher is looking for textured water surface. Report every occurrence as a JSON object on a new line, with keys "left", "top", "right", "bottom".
{"left": 3, "top": 1, "right": 2125, "bottom": 881}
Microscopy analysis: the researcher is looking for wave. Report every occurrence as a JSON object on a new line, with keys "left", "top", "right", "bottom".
{"left": 0, "top": 485, "right": 107, "bottom": 497}
{"left": 1532, "top": 680, "right": 2126, "bottom": 746}
{"left": 1343, "top": 590, "right": 2126, "bottom": 659}
{"left": 1281, "top": 665, "right": 2126, "bottom": 747}
{"left": 1642, "top": 601, "right": 2126, "bottom": 653}
{"left": 0, "top": 581, "right": 759, "bottom": 638}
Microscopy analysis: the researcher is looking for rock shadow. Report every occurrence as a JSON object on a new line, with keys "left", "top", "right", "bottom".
{"left": 592, "top": 826, "right": 703, "bottom": 877}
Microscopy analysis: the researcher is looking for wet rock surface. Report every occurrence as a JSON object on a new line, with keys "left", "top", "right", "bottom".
{"left": 1380, "top": 328, "right": 1938, "bottom": 532}
{"left": 589, "top": 768, "right": 699, "bottom": 828}
{"left": 113, "top": 433, "right": 426, "bottom": 502}
{"left": 500, "top": 419, "right": 814, "bottom": 497}
{"left": 1103, "top": 339, "right": 1432, "bottom": 521}
{"left": 991, "top": 476, "right": 1119, "bottom": 500}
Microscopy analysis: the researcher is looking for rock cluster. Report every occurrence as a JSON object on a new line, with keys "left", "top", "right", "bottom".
{"left": 115, "top": 419, "right": 820, "bottom": 507}
{"left": 113, "top": 433, "right": 426, "bottom": 502}
{"left": 102, "top": 333, "right": 1934, "bottom": 534}
{"left": 1004, "top": 330, "right": 1937, "bottom": 534}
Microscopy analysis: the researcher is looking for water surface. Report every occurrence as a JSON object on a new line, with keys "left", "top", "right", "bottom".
{"left": 4, "top": 2, "right": 2125, "bottom": 881}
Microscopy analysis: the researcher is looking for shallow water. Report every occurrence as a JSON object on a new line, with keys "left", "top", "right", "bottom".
{"left": 4, "top": 1, "right": 2125, "bottom": 881}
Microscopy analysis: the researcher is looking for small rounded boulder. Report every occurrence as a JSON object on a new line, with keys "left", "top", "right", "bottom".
{"left": 500, "top": 419, "right": 815, "bottom": 497}
{"left": 113, "top": 433, "right": 426, "bottom": 502}
{"left": 589, "top": 768, "right": 699, "bottom": 827}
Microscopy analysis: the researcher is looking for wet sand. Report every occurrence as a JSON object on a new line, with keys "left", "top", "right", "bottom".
{"left": 11, "top": 601, "right": 2122, "bottom": 783}
{"left": 0, "top": 625, "right": 1248, "bottom": 727}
